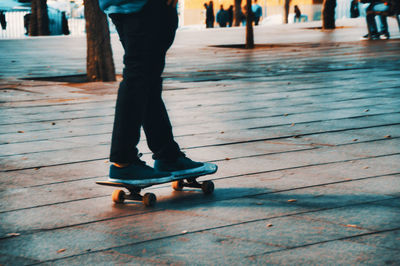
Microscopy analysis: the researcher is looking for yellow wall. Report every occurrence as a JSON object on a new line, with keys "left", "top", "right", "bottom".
{"left": 180, "top": 0, "right": 322, "bottom": 26}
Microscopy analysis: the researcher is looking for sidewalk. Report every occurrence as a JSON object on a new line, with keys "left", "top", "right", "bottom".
{"left": 0, "top": 19, "right": 399, "bottom": 265}
{"left": 0, "top": 17, "right": 399, "bottom": 80}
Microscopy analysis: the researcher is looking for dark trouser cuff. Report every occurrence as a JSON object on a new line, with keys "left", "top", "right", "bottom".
{"left": 152, "top": 141, "right": 182, "bottom": 161}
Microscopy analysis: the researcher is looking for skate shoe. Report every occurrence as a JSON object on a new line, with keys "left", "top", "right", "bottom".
{"left": 154, "top": 154, "right": 216, "bottom": 178}
{"left": 109, "top": 160, "right": 174, "bottom": 186}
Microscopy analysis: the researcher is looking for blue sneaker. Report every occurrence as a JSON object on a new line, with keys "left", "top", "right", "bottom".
{"left": 361, "top": 33, "right": 380, "bottom": 40}
{"left": 109, "top": 160, "right": 174, "bottom": 186}
{"left": 154, "top": 155, "right": 217, "bottom": 178}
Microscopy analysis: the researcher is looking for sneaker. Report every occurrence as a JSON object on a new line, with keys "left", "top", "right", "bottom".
{"left": 371, "top": 34, "right": 380, "bottom": 40}
{"left": 362, "top": 33, "right": 370, "bottom": 39}
{"left": 380, "top": 32, "right": 390, "bottom": 40}
{"left": 154, "top": 154, "right": 211, "bottom": 178}
{"left": 361, "top": 33, "right": 380, "bottom": 40}
{"left": 109, "top": 160, "right": 174, "bottom": 186}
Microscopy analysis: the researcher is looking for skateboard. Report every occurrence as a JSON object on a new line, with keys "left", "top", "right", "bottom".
{"left": 96, "top": 162, "right": 217, "bottom": 207}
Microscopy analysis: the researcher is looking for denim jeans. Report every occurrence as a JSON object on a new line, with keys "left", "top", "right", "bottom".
{"left": 109, "top": 0, "right": 181, "bottom": 163}
{"left": 366, "top": 3, "right": 389, "bottom": 35}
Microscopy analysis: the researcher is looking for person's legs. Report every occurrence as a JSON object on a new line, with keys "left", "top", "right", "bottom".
{"left": 362, "top": 3, "right": 379, "bottom": 39}
{"left": 372, "top": 3, "right": 389, "bottom": 38}
{"left": 107, "top": 2, "right": 176, "bottom": 184}
{"left": 142, "top": 2, "right": 181, "bottom": 160}
{"left": 109, "top": 1, "right": 209, "bottom": 181}
{"left": 371, "top": 3, "right": 390, "bottom": 39}
{"left": 147, "top": 4, "right": 213, "bottom": 176}
{"left": 109, "top": 12, "right": 147, "bottom": 164}
{"left": 378, "top": 14, "right": 389, "bottom": 38}
{"left": 110, "top": 0, "right": 179, "bottom": 163}
{"left": 366, "top": 12, "right": 378, "bottom": 37}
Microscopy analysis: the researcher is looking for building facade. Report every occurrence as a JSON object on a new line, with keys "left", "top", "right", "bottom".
{"left": 179, "top": 0, "right": 326, "bottom": 26}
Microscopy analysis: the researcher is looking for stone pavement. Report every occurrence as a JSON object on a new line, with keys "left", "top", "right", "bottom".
{"left": 0, "top": 19, "right": 400, "bottom": 265}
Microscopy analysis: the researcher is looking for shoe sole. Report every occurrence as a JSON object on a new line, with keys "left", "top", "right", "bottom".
{"left": 108, "top": 174, "right": 174, "bottom": 186}
{"left": 171, "top": 162, "right": 218, "bottom": 179}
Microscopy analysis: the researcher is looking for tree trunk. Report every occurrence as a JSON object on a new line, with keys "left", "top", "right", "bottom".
{"left": 84, "top": 0, "right": 116, "bottom": 82}
{"left": 283, "top": 0, "right": 291, "bottom": 24}
{"left": 322, "top": 0, "right": 336, "bottom": 29}
{"left": 234, "top": 0, "right": 242, "bottom": 26}
{"left": 29, "top": 0, "right": 49, "bottom": 36}
{"left": 245, "top": 0, "right": 254, "bottom": 49}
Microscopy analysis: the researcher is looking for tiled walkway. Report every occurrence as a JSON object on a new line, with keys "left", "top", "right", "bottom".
{"left": 1, "top": 19, "right": 399, "bottom": 264}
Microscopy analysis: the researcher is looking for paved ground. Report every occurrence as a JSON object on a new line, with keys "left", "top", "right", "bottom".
{"left": 0, "top": 19, "right": 400, "bottom": 265}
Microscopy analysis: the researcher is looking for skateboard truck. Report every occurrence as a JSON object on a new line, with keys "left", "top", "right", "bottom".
{"left": 171, "top": 178, "right": 214, "bottom": 194}
{"left": 112, "top": 187, "right": 157, "bottom": 207}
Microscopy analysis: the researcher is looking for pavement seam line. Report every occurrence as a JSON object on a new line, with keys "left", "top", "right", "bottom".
{"left": 1, "top": 86, "right": 398, "bottom": 127}
{"left": 245, "top": 227, "right": 400, "bottom": 260}
{"left": 1, "top": 97, "right": 398, "bottom": 142}
{"left": 4, "top": 146, "right": 399, "bottom": 190}
{"left": 1, "top": 153, "right": 400, "bottom": 214}
{"left": 2, "top": 124, "right": 399, "bottom": 171}
{"left": 26, "top": 197, "right": 400, "bottom": 265}
{"left": 1, "top": 171, "right": 399, "bottom": 229}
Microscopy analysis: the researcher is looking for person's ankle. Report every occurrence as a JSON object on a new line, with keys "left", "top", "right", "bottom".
{"left": 113, "top": 162, "right": 130, "bottom": 168}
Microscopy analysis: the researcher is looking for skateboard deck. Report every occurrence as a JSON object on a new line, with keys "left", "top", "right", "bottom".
{"left": 96, "top": 162, "right": 217, "bottom": 207}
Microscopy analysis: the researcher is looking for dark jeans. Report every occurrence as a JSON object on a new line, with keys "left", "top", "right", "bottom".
{"left": 366, "top": 3, "right": 389, "bottom": 35}
{"left": 109, "top": 0, "right": 181, "bottom": 163}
